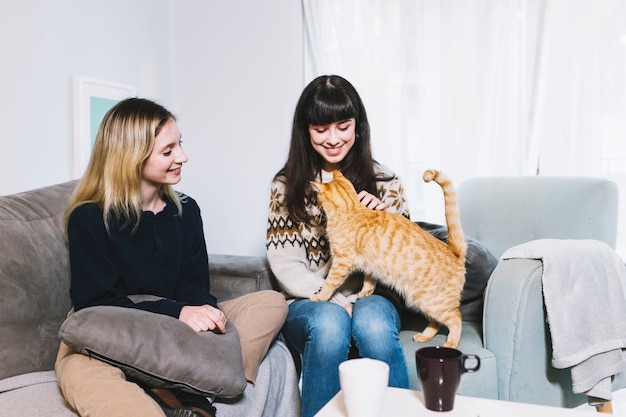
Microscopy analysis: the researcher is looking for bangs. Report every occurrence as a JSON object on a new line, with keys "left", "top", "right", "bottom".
{"left": 306, "top": 91, "right": 357, "bottom": 126}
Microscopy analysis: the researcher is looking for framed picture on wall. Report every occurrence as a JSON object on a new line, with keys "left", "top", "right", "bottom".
{"left": 72, "top": 76, "right": 136, "bottom": 178}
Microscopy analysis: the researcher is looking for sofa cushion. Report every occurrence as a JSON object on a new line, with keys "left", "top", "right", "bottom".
{"left": 0, "top": 181, "right": 77, "bottom": 380}
{"left": 208, "top": 254, "right": 277, "bottom": 302}
{"left": 59, "top": 304, "right": 247, "bottom": 398}
{"left": 0, "top": 371, "right": 77, "bottom": 417}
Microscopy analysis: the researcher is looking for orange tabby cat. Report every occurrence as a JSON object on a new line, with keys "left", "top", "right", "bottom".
{"left": 310, "top": 169, "right": 467, "bottom": 348}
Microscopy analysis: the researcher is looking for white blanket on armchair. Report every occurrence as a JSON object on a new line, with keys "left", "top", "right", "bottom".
{"left": 502, "top": 239, "right": 626, "bottom": 401}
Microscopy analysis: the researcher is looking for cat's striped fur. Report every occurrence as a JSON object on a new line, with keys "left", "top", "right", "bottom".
{"left": 310, "top": 169, "right": 467, "bottom": 348}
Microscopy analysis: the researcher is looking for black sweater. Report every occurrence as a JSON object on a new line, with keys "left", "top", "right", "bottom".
{"left": 68, "top": 195, "right": 218, "bottom": 318}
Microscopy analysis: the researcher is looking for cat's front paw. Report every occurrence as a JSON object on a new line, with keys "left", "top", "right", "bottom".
{"left": 356, "top": 288, "right": 375, "bottom": 298}
{"left": 357, "top": 275, "right": 376, "bottom": 299}
{"left": 310, "top": 293, "right": 324, "bottom": 301}
{"left": 310, "top": 289, "right": 331, "bottom": 302}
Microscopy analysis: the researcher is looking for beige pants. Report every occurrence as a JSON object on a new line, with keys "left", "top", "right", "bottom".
{"left": 55, "top": 290, "right": 288, "bottom": 417}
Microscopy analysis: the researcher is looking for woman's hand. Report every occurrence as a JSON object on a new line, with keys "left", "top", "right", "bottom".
{"left": 179, "top": 305, "right": 227, "bottom": 333}
{"left": 357, "top": 190, "right": 386, "bottom": 211}
{"left": 343, "top": 303, "right": 354, "bottom": 317}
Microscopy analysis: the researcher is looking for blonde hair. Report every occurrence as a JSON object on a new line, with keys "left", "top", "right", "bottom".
{"left": 65, "top": 98, "right": 183, "bottom": 234}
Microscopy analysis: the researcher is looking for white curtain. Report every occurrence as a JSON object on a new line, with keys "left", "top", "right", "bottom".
{"left": 303, "top": 0, "right": 626, "bottom": 256}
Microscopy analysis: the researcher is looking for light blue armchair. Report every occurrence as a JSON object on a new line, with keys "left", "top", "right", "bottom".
{"left": 400, "top": 175, "right": 623, "bottom": 409}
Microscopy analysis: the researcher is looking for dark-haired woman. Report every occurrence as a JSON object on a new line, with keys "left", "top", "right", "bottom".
{"left": 266, "top": 75, "right": 410, "bottom": 417}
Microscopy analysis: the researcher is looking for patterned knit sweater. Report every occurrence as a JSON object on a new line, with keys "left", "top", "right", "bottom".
{"left": 266, "top": 163, "right": 410, "bottom": 306}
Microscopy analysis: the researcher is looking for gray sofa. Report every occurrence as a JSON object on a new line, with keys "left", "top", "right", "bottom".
{"left": 1, "top": 176, "right": 624, "bottom": 415}
{"left": 0, "top": 181, "right": 294, "bottom": 416}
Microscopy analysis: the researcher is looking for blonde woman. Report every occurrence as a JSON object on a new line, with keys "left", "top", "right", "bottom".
{"left": 56, "top": 98, "right": 289, "bottom": 417}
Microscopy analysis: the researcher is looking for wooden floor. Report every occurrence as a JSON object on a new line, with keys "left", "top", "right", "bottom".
{"left": 574, "top": 389, "right": 626, "bottom": 415}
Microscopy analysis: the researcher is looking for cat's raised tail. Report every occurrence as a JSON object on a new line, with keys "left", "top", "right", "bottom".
{"left": 423, "top": 170, "right": 467, "bottom": 261}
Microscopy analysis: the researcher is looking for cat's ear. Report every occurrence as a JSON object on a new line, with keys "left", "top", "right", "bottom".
{"left": 332, "top": 170, "right": 343, "bottom": 179}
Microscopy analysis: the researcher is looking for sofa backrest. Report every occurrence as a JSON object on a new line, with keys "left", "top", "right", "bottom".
{"left": 0, "top": 181, "right": 77, "bottom": 380}
{"left": 457, "top": 176, "right": 618, "bottom": 259}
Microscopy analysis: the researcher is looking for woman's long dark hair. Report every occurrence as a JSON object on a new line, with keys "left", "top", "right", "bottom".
{"left": 277, "top": 75, "right": 390, "bottom": 224}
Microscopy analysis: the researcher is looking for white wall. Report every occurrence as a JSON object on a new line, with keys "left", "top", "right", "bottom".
{"left": 1, "top": 0, "right": 303, "bottom": 257}
{"left": 170, "top": 0, "right": 303, "bottom": 256}
{"left": 0, "top": 0, "right": 175, "bottom": 194}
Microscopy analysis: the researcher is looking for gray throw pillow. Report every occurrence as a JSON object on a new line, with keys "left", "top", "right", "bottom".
{"left": 417, "top": 221, "right": 499, "bottom": 322}
{"left": 58, "top": 305, "right": 247, "bottom": 398}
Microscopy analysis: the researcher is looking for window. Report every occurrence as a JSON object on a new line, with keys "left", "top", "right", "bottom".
{"left": 304, "top": 0, "right": 626, "bottom": 258}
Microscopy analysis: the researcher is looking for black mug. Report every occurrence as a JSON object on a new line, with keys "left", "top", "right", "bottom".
{"left": 415, "top": 346, "right": 481, "bottom": 412}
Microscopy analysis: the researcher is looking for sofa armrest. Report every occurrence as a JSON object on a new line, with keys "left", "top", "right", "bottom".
{"left": 482, "top": 258, "right": 584, "bottom": 407}
{"left": 208, "top": 254, "right": 279, "bottom": 302}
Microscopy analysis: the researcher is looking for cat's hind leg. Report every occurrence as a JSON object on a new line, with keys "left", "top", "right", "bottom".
{"left": 356, "top": 274, "right": 377, "bottom": 298}
{"left": 441, "top": 310, "right": 463, "bottom": 348}
{"left": 413, "top": 322, "right": 440, "bottom": 343}
{"left": 419, "top": 308, "right": 463, "bottom": 348}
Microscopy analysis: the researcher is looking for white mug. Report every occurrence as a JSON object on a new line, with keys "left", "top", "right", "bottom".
{"left": 339, "top": 358, "right": 389, "bottom": 417}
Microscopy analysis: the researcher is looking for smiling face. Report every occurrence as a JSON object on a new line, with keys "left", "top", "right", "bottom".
{"left": 141, "top": 119, "right": 188, "bottom": 192}
{"left": 309, "top": 118, "right": 356, "bottom": 171}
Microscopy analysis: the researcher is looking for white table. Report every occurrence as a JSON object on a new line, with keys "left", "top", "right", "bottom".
{"left": 314, "top": 387, "right": 609, "bottom": 416}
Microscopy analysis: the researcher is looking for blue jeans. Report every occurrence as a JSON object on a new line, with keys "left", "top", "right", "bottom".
{"left": 282, "top": 295, "right": 409, "bottom": 417}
